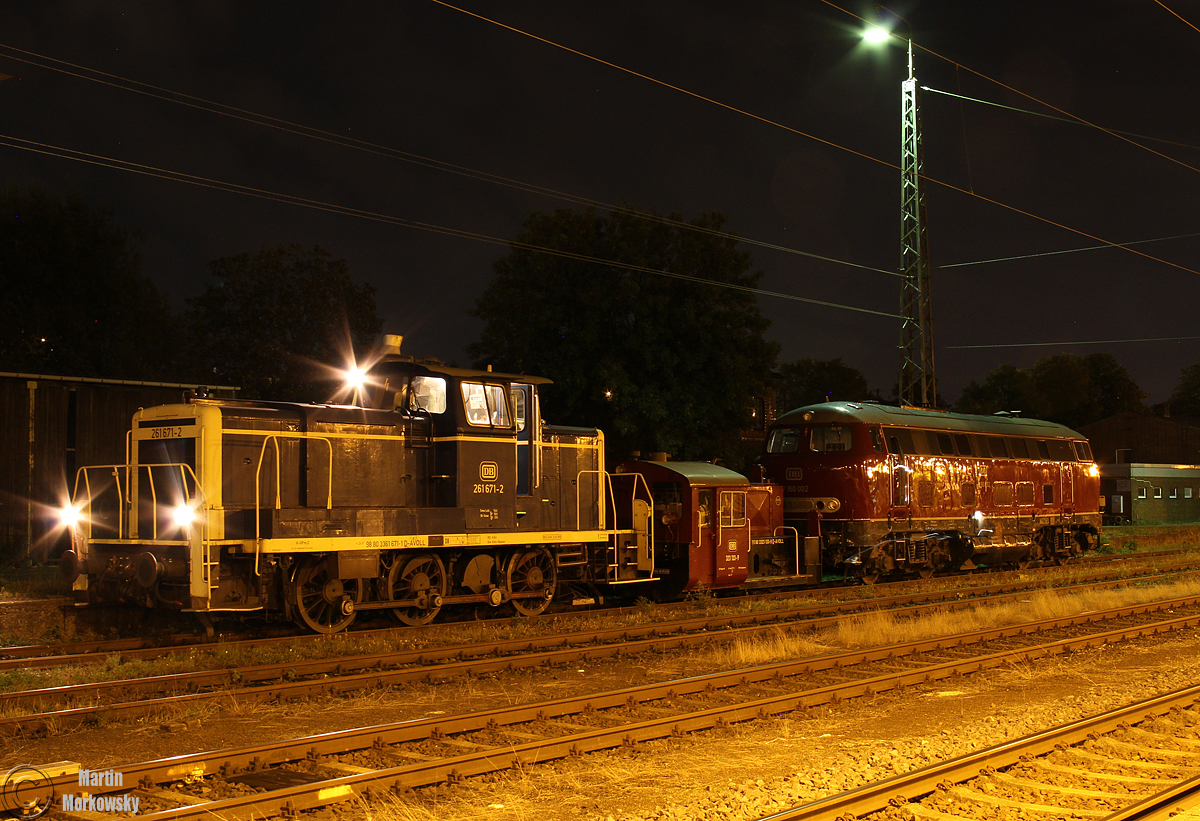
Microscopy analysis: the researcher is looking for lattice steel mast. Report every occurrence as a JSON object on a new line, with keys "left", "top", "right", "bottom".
{"left": 897, "top": 34, "right": 935, "bottom": 408}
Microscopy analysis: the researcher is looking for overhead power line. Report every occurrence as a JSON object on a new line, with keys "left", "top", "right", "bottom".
{"left": 922, "top": 86, "right": 1200, "bottom": 152}
{"left": 941, "top": 232, "right": 1200, "bottom": 269}
{"left": 1154, "top": 0, "right": 1200, "bottom": 34}
{"left": 947, "top": 335, "right": 1200, "bottom": 350}
{"left": 428, "top": 0, "right": 1200, "bottom": 282}
{"left": 0, "top": 44, "right": 896, "bottom": 279}
{"left": 0, "top": 132, "right": 900, "bottom": 320}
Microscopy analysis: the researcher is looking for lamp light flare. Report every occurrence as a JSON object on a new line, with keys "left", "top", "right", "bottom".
{"left": 172, "top": 504, "right": 197, "bottom": 528}
{"left": 863, "top": 27, "right": 890, "bottom": 43}
{"left": 59, "top": 504, "right": 82, "bottom": 528}
{"left": 344, "top": 366, "right": 367, "bottom": 389}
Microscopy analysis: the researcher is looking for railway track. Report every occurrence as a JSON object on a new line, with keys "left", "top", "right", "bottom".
{"left": 11, "top": 589, "right": 1200, "bottom": 820}
{"left": 4, "top": 553, "right": 1196, "bottom": 676}
{"left": 758, "top": 685, "right": 1200, "bottom": 821}
{"left": 4, "top": 569, "right": 1200, "bottom": 735}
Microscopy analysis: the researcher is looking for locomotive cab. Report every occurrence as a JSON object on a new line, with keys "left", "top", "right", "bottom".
{"left": 615, "top": 460, "right": 820, "bottom": 599}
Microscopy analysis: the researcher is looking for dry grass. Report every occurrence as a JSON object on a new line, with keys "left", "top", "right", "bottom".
{"left": 706, "top": 574, "right": 1200, "bottom": 668}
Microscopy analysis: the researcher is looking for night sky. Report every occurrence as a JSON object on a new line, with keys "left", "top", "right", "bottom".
{"left": 1, "top": 1, "right": 1197, "bottom": 406}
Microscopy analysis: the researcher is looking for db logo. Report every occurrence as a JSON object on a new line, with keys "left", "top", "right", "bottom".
{"left": 479, "top": 462, "right": 498, "bottom": 481}
{"left": 786, "top": 468, "right": 804, "bottom": 480}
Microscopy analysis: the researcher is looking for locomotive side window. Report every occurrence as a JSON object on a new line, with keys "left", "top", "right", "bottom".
{"left": 810, "top": 425, "right": 851, "bottom": 452}
{"left": 767, "top": 428, "right": 802, "bottom": 453}
{"left": 916, "top": 481, "right": 934, "bottom": 508}
{"left": 1073, "top": 441, "right": 1093, "bottom": 461}
{"left": 511, "top": 388, "right": 526, "bottom": 432}
{"left": 936, "top": 433, "right": 954, "bottom": 456}
{"left": 870, "top": 427, "right": 885, "bottom": 453}
{"left": 1043, "top": 484, "right": 1054, "bottom": 504}
{"left": 883, "top": 427, "right": 914, "bottom": 454}
{"left": 961, "top": 482, "right": 977, "bottom": 506}
{"left": 719, "top": 491, "right": 748, "bottom": 527}
{"left": 409, "top": 376, "right": 447, "bottom": 414}
{"left": 1046, "top": 439, "right": 1073, "bottom": 461}
{"left": 994, "top": 482, "right": 1014, "bottom": 505}
{"left": 954, "top": 434, "right": 973, "bottom": 456}
{"left": 1033, "top": 440, "right": 1051, "bottom": 459}
{"left": 1017, "top": 482, "right": 1035, "bottom": 505}
{"left": 987, "top": 437, "right": 1008, "bottom": 458}
{"left": 461, "top": 382, "right": 512, "bottom": 428}
{"left": 1007, "top": 438, "right": 1029, "bottom": 458}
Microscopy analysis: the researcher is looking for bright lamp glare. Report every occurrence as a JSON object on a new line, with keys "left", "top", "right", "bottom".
{"left": 172, "top": 504, "right": 197, "bottom": 528}
{"left": 59, "top": 504, "right": 82, "bottom": 527}
{"left": 864, "top": 27, "right": 890, "bottom": 43}
{"left": 344, "top": 366, "right": 367, "bottom": 388}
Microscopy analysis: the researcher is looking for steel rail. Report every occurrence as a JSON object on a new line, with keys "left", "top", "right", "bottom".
{"left": 757, "top": 685, "right": 1200, "bottom": 821}
{"left": 26, "top": 606, "right": 1200, "bottom": 819}
{"left": 6, "top": 583, "right": 1200, "bottom": 735}
{"left": 4, "top": 558, "right": 1195, "bottom": 681}
{"left": 1103, "top": 773, "right": 1200, "bottom": 821}
{"left": 4, "top": 549, "right": 1194, "bottom": 667}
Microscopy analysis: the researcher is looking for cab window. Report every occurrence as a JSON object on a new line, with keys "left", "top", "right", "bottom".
{"left": 719, "top": 490, "right": 747, "bottom": 528}
{"left": 810, "top": 424, "right": 852, "bottom": 452}
{"left": 767, "top": 428, "right": 803, "bottom": 453}
{"left": 461, "top": 382, "right": 512, "bottom": 427}
{"left": 511, "top": 388, "right": 526, "bottom": 432}
{"left": 409, "top": 376, "right": 447, "bottom": 414}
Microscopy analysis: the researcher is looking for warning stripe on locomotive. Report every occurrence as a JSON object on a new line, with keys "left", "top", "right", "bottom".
{"left": 245, "top": 530, "right": 616, "bottom": 553}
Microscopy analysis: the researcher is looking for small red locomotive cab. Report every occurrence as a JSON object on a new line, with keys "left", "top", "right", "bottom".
{"left": 614, "top": 460, "right": 823, "bottom": 599}
{"left": 759, "top": 402, "right": 1101, "bottom": 582}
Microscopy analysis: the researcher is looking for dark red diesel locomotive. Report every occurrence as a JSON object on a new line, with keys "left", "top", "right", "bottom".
{"left": 757, "top": 402, "right": 1102, "bottom": 582}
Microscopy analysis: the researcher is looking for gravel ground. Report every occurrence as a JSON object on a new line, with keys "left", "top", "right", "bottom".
{"left": 5, "top": 621, "right": 1200, "bottom": 821}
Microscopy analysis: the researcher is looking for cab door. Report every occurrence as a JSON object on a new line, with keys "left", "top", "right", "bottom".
{"left": 511, "top": 384, "right": 534, "bottom": 497}
{"left": 714, "top": 489, "right": 750, "bottom": 587}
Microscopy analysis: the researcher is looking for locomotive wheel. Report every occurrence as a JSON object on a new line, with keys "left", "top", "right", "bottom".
{"left": 917, "top": 566, "right": 936, "bottom": 580}
{"left": 291, "top": 557, "right": 364, "bottom": 634}
{"left": 859, "top": 571, "right": 881, "bottom": 585}
{"left": 386, "top": 552, "right": 447, "bottom": 626}
{"left": 504, "top": 547, "right": 557, "bottom": 616}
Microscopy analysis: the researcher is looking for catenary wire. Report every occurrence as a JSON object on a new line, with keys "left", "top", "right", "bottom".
{"left": 0, "top": 132, "right": 900, "bottom": 320}
{"left": 428, "top": 0, "right": 1200, "bottom": 280}
{"left": 940, "top": 232, "right": 1200, "bottom": 268}
{"left": 1154, "top": 0, "right": 1200, "bottom": 34}
{"left": 947, "top": 335, "right": 1200, "bottom": 350}
{"left": 922, "top": 86, "right": 1200, "bottom": 152}
{"left": 0, "top": 44, "right": 896, "bottom": 279}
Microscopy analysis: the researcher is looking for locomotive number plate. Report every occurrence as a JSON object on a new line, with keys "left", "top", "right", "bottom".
{"left": 149, "top": 427, "right": 184, "bottom": 439}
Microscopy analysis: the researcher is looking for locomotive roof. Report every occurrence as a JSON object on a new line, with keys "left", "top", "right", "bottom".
{"left": 376, "top": 357, "right": 552, "bottom": 385}
{"left": 774, "top": 402, "right": 1086, "bottom": 440}
{"left": 619, "top": 460, "right": 749, "bottom": 486}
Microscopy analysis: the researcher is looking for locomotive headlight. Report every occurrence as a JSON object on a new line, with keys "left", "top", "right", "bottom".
{"left": 59, "top": 503, "right": 83, "bottom": 528}
{"left": 973, "top": 510, "right": 985, "bottom": 525}
{"left": 172, "top": 503, "right": 197, "bottom": 529}
{"left": 1087, "top": 464, "right": 1099, "bottom": 478}
{"left": 344, "top": 366, "right": 367, "bottom": 389}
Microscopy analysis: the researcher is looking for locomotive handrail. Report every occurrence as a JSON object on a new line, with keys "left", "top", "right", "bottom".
{"left": 576, "top": 468, "right": 609, "bottom": 532}
{"left": 134, "top": 462, "right": 206, "bottom": 541}
{"left": 70, "top": 461, "right": 205, "bottom": 542}
{"left": 70, "top": 464, "right": 125, "bottom": 545}
{"left": 253, "top": 433, "right": 335, "bottom": 576}
{"left": 773, "top": 525, "right": 800, "bottom": 578}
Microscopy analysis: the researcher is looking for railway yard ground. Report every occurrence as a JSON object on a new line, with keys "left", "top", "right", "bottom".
{"left": 2, "top": 527, "right": 1200, "bottom": 821}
